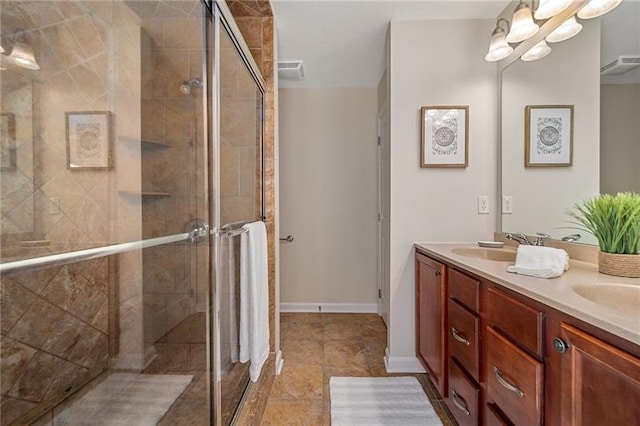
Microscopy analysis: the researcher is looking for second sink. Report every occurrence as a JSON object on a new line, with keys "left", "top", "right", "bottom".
{"left": 572, "top": 284, "right": 640, "bottom": 316}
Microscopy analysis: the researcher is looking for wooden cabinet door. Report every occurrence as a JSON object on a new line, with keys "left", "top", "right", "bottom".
{"left": 415, "top": 253, "right": 446, "bottom": 397}
{"left": 558, "top": 323, "right": 640, "bottom": 426}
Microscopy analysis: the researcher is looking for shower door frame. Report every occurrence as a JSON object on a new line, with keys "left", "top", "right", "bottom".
{"left": 206, "top": 1, "right": 267, "bottom": 424}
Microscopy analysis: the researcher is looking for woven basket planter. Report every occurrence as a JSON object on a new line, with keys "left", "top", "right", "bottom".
{"left": 598, "top": 251, "right": 640, "bottom": 278}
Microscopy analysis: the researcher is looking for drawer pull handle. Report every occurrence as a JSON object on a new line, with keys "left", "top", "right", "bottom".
{"left": 451, "top": 327, "right": 471, "bottom": 346}
{"left": 452, "top": 390, "right": 471, "bottom": 416}
{"left": 493, "top": 366, "right": 524, "bottom": 398}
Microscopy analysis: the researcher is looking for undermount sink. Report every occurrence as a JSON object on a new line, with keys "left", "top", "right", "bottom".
{"left": 572, "top": 284, "right": 640, "bottom": 316}
{"left": 451, "top": 247, "right": 516, "bottom": 263}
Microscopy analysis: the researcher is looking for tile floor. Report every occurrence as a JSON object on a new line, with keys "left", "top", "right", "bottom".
{"left": 260, "top": 312, "right": 456, "bottom": 425}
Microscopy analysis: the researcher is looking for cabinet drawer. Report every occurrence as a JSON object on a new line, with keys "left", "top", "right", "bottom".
{"left": 449, "top": 268, "right": 480, "bottom": 312}
{"left": 448, "top": 299, "right": 479, "bottom": 380}
{"left": 448, "top": 360, "right": 479, "bottom": 426}
{"left": 486, "top": 287, "right": 543, "bottom": 356}
{"left": 485, "top": 327, "right": 543, "bottom": 426}
{"left": 486, "top": 403, "right": 514, "bottom": 426}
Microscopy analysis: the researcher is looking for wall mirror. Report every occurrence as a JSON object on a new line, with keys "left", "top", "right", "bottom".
{"left": 499, "top": 1, "right": 640, "bottom": 245}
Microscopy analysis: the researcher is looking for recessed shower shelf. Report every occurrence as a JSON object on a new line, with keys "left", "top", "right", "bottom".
{"left": 118, "top": 190, "right": 171, "bottom": 197}
{"left": 119, "top": 136, "right": 171, "bottom": 149}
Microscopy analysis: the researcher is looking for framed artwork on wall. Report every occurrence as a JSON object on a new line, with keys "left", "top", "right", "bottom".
{"left": 525, "top": 105, "right": 574, "bottom": 167}
{"left": 0, "top": 113, "right": 17, "bottom": 171}
{"left": 420, "top": 105, "right": 469, "bottom": 168}
{"left": 66, "top": 111, "right": 113, "bottom": 170}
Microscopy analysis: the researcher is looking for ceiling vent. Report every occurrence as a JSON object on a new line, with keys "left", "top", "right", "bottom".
{"left": 600, "top": 55, "right": 640, "bottom": 75}
{"left": 278, "top": 60, "right": 305, "bottom": 80}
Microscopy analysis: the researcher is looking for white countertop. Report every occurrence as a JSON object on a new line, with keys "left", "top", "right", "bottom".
{"left": 414, "top": 243, "right": 640, "bottom": 346}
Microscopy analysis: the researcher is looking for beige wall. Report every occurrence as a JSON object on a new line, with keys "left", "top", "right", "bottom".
{"left": 501, "top": 20, "right": 601, "bottom": 242}
{"left": 600, "top": 84, "right": 640, "bottom": 194}
{"left": 279, "top": 87, "right": 378, "bottom": 308}
{"left": 387, "top": 19, "right": 498, "bottom": 367}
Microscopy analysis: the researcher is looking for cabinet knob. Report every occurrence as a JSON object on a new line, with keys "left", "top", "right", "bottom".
{"left": 553, "top": 338, "right": 570, "bottom": 353}
{"left": 435, "top": 270, "right": 442, "bottom": 276}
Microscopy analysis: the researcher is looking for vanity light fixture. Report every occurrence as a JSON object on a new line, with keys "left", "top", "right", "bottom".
{"left": 0, "top": 44, "right": 4, "bottom": 54}
{"left": 546, "top": 15, "right": 583, "bottom": 43}
{"left": 534, "top": 0, "right": 573, "bottom": 20}
{"left": 506, "top": 0, "right": 539, "bottom": 43}
{"left": 485, "top": 18, "right": 514, "bottom": 62}
{"left": 4, "top": 30, "right": 40, "bottom": 71}
{"left": 521, "top": 39, "right": 552, "bottom": 61}
{"left": 577, "top": 0, "right": 621, "bottom": 19}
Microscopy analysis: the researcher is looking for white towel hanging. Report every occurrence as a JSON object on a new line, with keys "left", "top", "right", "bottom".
{"left": 239, "top": 221, "right": 270, "bottom": 382}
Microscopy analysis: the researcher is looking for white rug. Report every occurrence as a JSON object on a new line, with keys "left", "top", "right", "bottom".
{"left": 55, "top": 373, "right": 193, "bottom": 425}
{"left": 330, "top": 377, "right": 444, "bottom": 426}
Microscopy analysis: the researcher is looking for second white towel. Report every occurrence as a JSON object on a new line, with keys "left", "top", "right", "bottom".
{"left": 239, "top": 221, "right": 270, "bottom": 382}
{"left": 507, "top": 245, "right": 569, "bottom": 278}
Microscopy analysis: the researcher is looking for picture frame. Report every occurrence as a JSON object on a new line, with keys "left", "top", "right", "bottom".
{"left": 0, "top": 113, "right": 17, "bottom": 171}
{"left": 66, "top": 111, "right": 113, "bottom": 170}
{"left": 420, "top": 105, "right": 469, "bottom": 168}
{"left": 525, "top": 105, "right": 574, "bottom": 167}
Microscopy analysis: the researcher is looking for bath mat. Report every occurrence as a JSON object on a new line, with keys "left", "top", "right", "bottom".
{"left": 55, "top": 373, "right": 193, "bottom": 425}
{"left": 330, "top": 376, "right": 443, "bottom": 426}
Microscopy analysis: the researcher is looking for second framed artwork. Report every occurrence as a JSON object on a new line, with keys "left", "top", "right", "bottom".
{"left": 525, "top": 105, "right": 574, "bottom": 167}
{"left": 420, "top": 106, "right": 469, "bottom": 168}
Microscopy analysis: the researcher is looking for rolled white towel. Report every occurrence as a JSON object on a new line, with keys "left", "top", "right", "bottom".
{"left": 507, "top": 245, "right": 569, "bottom": 278}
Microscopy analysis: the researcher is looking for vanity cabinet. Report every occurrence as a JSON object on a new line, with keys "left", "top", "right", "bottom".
{"left": 415, "top": 252, "right": 447, "bottom": 397}
{"left": 554, "top": 322, "right": 640, "bottom": 425}
{"left": 414, "top": 247, "right": 640, "bottom": 426}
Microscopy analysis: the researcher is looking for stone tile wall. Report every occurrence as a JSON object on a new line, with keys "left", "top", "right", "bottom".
{"left": 0, "top": 256, "right": 117, "bottom": 425}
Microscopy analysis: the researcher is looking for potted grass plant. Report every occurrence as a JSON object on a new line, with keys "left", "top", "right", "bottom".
{"left": 567, "top": 192, "right": 640, "bottom": 278}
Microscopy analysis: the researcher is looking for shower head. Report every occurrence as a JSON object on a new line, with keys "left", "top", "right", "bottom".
{"left": 179, "top": 78, "right": 203, "bottom": 95}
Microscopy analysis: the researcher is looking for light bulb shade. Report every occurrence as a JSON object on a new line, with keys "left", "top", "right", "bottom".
{"left": 0, "top": 44, "right": 4, "bottom": 54}
{"left": 485, "top": 30, "right": 514, "bottom": 61}
{"left": 5, "top": 40, "right": 39, "bottom": 70}
{"left": 522, "top": 39, "right": 552, "bottom": 61}
{"left": 506, "top": 2, "right": 540, "bottom": 43}
{"left": 546, "top": 16, "right": 583, "bottom": 43}
{"left": 577, "top": 0, "right": 621, "bottom": 19}
{"left": 534, "top": 0, "right": 573, "bottom": 20}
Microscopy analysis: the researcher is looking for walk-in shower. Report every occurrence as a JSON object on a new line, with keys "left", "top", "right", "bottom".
{"left": 0, "top": 1, "right": 265, "bottom": 425}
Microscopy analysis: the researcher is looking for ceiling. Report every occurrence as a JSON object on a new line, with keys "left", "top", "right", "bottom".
{"left": 271, "top": 0, "right": 510, "bottom": 88}
{"left": 272, "top": 0, "right": 640, "bottom": 88}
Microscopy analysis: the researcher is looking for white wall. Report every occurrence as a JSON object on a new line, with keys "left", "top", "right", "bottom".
{"left": 279, "top": 88, "right": 378, "bottom": 309}
{"left": 387, "top": 19, "right": 497, "bottom": 367}
{"left": 501, "top": 21, "right": 601, "bottom": 242}
{"left": 600, "top": 84, "right": 640, "bottom": 194}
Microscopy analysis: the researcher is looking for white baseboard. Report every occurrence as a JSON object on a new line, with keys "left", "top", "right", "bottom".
{"left": 384, "top": 348, "right": 426, "bottom": 373}
{"left": 275, "top": 350, "right": 284, "bottom": 376}
{"left": 280, "top": 302, "right": 378, "bottom": 313}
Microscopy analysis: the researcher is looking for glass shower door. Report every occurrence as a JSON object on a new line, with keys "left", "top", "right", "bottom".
{"left": 0, "top": 1, "right": 213, "bottom": 424}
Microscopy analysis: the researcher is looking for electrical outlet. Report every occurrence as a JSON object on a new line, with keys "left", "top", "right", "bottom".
{"left": 502, "top": 196, "right": 513, "bottom": 214}
{"left": 477, "top": 196, "right": 490, "bottom": 214}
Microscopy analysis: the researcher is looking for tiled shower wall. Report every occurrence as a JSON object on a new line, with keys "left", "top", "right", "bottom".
{"left": 130, "top": 3, "right": 206, "bottom": 353}
{"left": 0, "top": 256, "right": 117, "bottom": 425}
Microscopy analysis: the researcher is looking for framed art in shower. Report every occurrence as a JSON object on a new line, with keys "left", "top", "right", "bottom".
{"left": 0, "top": 113, "right": 17, "bottom": 171}
{"left": 420, "top": 105, "right": 468, "bottom": 168}
{"left": 66, "top": 111, "right": 113, "bottom": 170}
{"left": 525, "top": 105, "right": 573, "bottom": 167}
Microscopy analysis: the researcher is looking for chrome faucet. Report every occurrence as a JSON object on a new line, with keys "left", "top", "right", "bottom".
{"left": 506, "top": 232, "right": 549, "bottom": 246}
